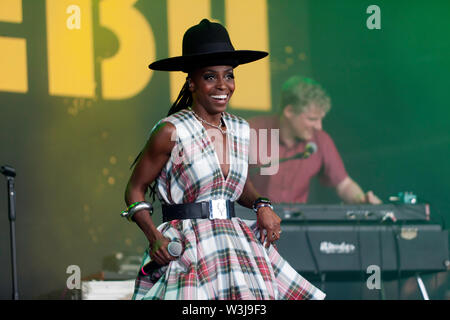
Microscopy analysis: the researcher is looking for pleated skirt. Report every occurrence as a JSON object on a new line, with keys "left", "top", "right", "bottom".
{"left": 132, "top": 218, "right": 325, "bottom": 300}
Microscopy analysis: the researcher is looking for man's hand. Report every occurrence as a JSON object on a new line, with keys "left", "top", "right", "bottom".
{"left": 256, "top": 206, "right": 282, "bottom": 248}
{"left": 365, "top": 191, "right": 382, "bottom": 204}
{"left": 336, "top": 176, "right": 382, "bottom": 204}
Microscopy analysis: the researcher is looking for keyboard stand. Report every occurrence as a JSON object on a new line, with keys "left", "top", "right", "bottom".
{"left": 416, "top": 273, "right": 430, "bottom": 300}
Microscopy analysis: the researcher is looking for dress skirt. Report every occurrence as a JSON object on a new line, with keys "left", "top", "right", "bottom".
{"left": 132, "top": 218, "right": 325, "bottom": 300}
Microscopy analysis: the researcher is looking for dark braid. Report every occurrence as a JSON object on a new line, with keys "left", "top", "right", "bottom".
{"left": 167, "top": 79, "right": 193, "bottom": 116}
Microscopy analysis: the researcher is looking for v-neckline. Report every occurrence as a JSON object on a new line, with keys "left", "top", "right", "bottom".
{"left": 190, "top": 110, "right": 231, "bottom": 182}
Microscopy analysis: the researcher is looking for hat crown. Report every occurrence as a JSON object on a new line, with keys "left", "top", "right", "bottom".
{"left": 182, "top": 19, "right": 235, "bottom": 56}
{"left": 148, "top": 18, "right": 267, "bottom": 72}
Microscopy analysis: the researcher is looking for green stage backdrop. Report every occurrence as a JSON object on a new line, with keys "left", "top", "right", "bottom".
{"left": 1, "top": 0, "right": 449, "bottom": 299}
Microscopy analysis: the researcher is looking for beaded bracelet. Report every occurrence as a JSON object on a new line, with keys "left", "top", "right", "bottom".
{"left": 253, "top": 197, "right": 271, "bottom": 207}
{"left": 122, "top": 201, "right": 142, "bottom": 212}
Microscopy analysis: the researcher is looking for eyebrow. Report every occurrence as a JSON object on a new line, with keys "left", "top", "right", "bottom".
{"left": 205, "top": 68, "right": 234, "bottom": 73}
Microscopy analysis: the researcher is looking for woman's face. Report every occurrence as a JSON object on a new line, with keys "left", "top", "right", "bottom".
{"left": 189, "top": 65, "right": 235, "bottom": 114}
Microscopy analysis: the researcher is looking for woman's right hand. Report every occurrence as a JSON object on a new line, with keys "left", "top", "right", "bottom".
{"left": 149, "top": 232, "right": 177, "bottom": 266}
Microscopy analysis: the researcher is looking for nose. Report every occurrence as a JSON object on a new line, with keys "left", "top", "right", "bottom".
{"left": 216, "top": 77, "right": 226, "bottom": 90}
{"left": 314, "top": 120, "right": 322, "bottom": 130}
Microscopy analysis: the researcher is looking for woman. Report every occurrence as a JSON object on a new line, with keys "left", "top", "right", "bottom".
{"left": 123, "top": 19, "right": 325, "bottom": 300}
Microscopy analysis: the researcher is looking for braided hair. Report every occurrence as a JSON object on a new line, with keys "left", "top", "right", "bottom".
{"left": 167, "top": 79, "right": 193, "bottom": 116}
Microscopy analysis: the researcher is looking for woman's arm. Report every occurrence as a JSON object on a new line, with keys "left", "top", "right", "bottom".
{"left": 238, "top": 175, "right": 281, "bottom": 248}
{"left": 124, "top": 121, "right": 177, "bottom": 265}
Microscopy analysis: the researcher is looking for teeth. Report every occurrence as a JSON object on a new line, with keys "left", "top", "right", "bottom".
{"left": 211, "top": 95, "right": 227, "bottom": 99}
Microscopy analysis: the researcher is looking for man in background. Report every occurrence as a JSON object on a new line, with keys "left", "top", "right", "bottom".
{"left": 248, "top": 75, "right": 381, "bottom": 204}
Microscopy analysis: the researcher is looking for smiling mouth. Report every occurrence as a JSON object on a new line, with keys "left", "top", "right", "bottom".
{"left": 210, "top": 94, "right": 228, "bottom": 101}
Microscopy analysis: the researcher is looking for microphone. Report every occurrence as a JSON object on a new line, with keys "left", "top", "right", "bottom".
{"left": 299, "top": 142, "right": 317, "bottom": 159}
{"left": 140, "top": 241, "right": 182, "bottom": 276}
{"left": 285, "top": 141, "right": 318, "bottom": 161}
{"left": 1, "top": 165, "right": 16, "bottom": 177}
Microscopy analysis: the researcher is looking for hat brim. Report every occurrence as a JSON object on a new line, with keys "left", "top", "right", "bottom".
{"left": 148, "top": 50, "right": 268, "bottom": 72}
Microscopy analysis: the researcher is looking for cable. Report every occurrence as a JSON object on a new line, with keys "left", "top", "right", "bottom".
{"left": 391, "top": 224, "right": 402, "bottom": 299}
{"left": 417, "top": 198, "right": 447, "bottom": 230}
{"left": 377, "top": 226, "right": 386, "bottom": 300}
{"left": 354, "top": 219, "right": 364, "bottom": 298}
{"left": 301, "top": 213, "right": 323, "bottom": 291}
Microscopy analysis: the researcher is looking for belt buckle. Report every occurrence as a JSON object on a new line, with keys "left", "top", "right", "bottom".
{"left": 209, "top": 199, "right": 228, "bottom": 220}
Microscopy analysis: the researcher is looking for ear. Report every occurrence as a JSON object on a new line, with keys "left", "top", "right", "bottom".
{"left": 187, "top": 78, "right": 194, "bottom": 92}
{"left": 283, "top": 104, "right": 295, "bottom": 119}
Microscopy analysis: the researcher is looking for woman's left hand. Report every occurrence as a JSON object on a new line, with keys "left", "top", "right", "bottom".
{"left": 256, "top": 206, "right": 282, "bottom": 248}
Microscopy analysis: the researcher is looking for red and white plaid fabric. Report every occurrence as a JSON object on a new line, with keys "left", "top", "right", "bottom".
{"left": 132, "top": 109, "right": 325, "bottom": 300}
{"left": 156, "top": 109, "right": 249, "bottom": 204}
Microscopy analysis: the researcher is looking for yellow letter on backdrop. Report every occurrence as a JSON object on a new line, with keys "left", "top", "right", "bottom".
{"left": 225, "top": 0, "right": 271, "bottom": 111}
{"left": 100, "top": 0, "right": 155, "bottom": 100}
{"left": 0, "top": 0, "right": 28, "bottom": 93}
{"left": 46, "top": 0, "right": 95, "bottom": 97}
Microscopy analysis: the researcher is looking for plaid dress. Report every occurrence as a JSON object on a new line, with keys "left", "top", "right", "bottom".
{"left": 132, "top": 109, "right": 325, "bottom": 300}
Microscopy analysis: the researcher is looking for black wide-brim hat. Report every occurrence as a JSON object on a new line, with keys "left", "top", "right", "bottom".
{"left": 149, "top": 19, "right": 268, "bottom": 73}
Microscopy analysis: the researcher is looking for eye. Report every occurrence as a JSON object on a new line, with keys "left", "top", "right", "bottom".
{"left": 203, "top": 74, "right": 216, "bottom": 81}
{"left": 226, "top": 73, "right": 235, "bottom": 80}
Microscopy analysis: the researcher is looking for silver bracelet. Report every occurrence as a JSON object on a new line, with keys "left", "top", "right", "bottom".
{"left": 253, "top": 203, "right": 273, "bottom": 214}
{"left": 121, "top": 202, "right": 153, "bottom": 222}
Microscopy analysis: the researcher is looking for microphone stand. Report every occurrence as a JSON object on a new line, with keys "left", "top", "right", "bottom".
{"left": 1, "top": 165, "right": 19, "bottom": 300}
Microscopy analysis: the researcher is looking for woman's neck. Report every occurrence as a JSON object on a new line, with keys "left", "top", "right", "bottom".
{"left": 190, "top": 104, "right": 223, "bottom": 125}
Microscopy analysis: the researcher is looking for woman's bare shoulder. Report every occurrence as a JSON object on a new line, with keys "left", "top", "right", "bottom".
{"left": 146, "top": 121, "right": 176, "bottom": 153}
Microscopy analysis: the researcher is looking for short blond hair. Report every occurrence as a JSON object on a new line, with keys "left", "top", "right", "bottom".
{"left": 280, "top": 76, "right": 331, "bottom": 114}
